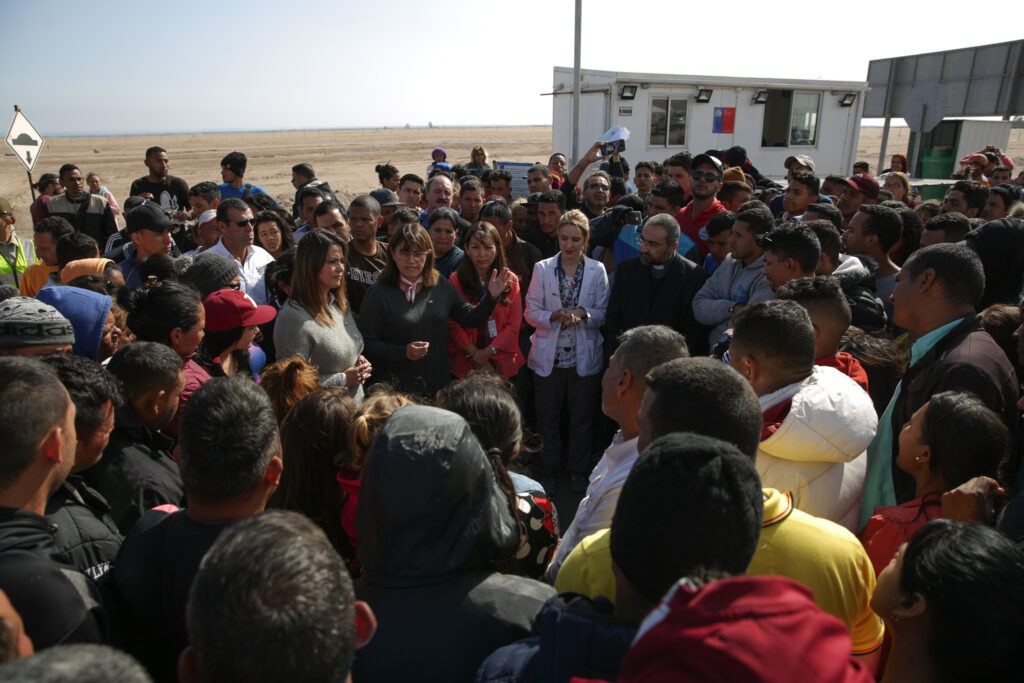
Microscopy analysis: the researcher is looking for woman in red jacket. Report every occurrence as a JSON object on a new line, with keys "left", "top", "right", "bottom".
{"left": 448, "top": 222, "right": 524, "bottom": 380}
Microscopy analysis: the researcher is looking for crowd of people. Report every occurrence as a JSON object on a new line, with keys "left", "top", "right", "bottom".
{"left": 0, "top": 138, "right": 1024, "bottom": 682}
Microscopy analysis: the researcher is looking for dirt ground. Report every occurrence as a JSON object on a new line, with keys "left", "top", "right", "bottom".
{"left": 2, "top": 125, "right": 1021, "bottom": 224}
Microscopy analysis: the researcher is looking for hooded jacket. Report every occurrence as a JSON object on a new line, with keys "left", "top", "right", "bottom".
{"left": 616, "top": 576, "right": 873, "bottom": 683}
{"left": 692, "top": 254, "right": 774, "bottom": 347}
{"left": 45, "top": 475, "right": 123, "bottom": 581}
{"left": 36, "top": 285, "right": 111, "bottom": 360}
{"left": 475, "top": 592, "right": 637, "bottom": 683}
{"left": 832, "top": 256, "right": 887, "bottom": 333}
{"left": 757, "top": 366, "right": 878, "bottom": 532}
{"left": 354, "top": 406, "right": 554, "bottom": 683}
{"left": 0, "top": 507, "right": 108, "bottom": 649}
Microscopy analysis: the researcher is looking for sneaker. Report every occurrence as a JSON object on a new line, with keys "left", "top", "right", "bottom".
{"left": 570, "top": 473, "right": 589, "bottom": 494}
{"left": 541, "top": 476, "right": 559, "bottom": 496}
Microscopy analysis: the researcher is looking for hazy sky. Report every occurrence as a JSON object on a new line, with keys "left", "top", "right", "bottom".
{"left": 2, "top": 0, "right": 1018, "bottom": 136}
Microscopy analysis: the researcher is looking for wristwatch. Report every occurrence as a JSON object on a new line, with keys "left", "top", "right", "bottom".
{"left": 490, "top": 346, "right": 498, "bottom": 356}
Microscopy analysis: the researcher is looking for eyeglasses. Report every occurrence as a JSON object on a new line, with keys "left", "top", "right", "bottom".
{"left": 691, "top": 170, "right": 721, "bottom": 183}
{"left": 396, "top": 249, "right": 430, "bottom": 261}
{"left": 640, "top": 238, "right": 666, "bottom": 249}
{"left": 229, "top": 218, "right": 256, "bottom": 227}
{"left": 588, "top": 184, "right": 610, "bottom": 192}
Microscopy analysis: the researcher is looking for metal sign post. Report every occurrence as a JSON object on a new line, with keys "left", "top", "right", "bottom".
{"left": 5, "top": 106, "right": 46, "bottom": 201}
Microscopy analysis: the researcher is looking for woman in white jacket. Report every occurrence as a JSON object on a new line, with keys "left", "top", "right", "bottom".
{"left": 525, "top": 210, "right": 609, "bottom": 494}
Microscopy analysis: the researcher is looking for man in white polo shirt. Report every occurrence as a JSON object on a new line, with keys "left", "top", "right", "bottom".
{"left": 205, "top": 198, "right": 274, "bottom": 304}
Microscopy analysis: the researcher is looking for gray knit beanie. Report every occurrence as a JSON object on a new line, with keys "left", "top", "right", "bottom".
{"left": 0, "top": 296, "right": 76, "bottom": 349}
{"left": 180, "top": 253, "right": 239, "bottom": 300}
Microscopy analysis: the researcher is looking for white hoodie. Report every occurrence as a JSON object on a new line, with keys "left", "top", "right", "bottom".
{"left": 756, "top": 365, "right": 878, "bottom": 532}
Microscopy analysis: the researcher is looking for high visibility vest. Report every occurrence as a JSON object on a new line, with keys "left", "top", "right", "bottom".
{"left": 0, "top": 235, "right": 35, "bottom": 287}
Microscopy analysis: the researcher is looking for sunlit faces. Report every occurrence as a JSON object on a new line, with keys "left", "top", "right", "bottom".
{"left": 428, "top": 219, "right": 457, "bottom": 257}
{"left": 171, "top": 304, "right": 206, "bottom": 357}
{"left": 763, "top": 250, "right": 797, "bottom": 291}
{"left": 256, "top": 221, "right": 283, "bottom": 255}
{"left": 690, "top": 164, "right": 721, "bottom": 201}
{"left": 990, "top": 168, "right": 1012, "bottom": 185}
{"left": 220, "top": 166, "right": 239, "bottom": 184}
{"left": 466, "top": 232, "right": 498, "bottom": 274}
{"left": 869, "top": 542, "right": 907, "bottom": 620}
{"left": 189, "top": 195, "right": 216, "bottom": 216}
{"left": 940, "top": 190, "right": 972, "bottom": 217}
{"left": 319, "top": 244, "right": 346, "bottom": 291}
{"left": 982, "top": 194, "right": 1008, "bottom": 221}
{"left": 646, "top": 194, "right": 676, "bottom": 217}
{"left": 707, "top": 231, "right": 731, "bottom": 264}
{"left": 490, "top": 178, "right": 511, "bottom": 200}
{"left": 896, "top": 402, "right": 930, "bottom": 474}
{"left": 882, "top": 176, "right": 907, "bottom": 202}
{"left": 782, "top": 180, "right": 817, "bottom": 216}
{"left": 537, "top": 202, "right": 562, "bottom": 235}
{"left": 841, "top": 211, "right": 872, "bottom": 255}
{"left": 145, "top": 150, "right": 170, "bottom": 179}
{"left": 348, "top": 206, "right": 379, "bottom": 244}
{"left": 33, "top": 231, "right": 59, "bottom": 266}
{"left": 459, "top": 190, "right": 484, "bottom": 221}
{"left": 315, "top": 208, "right": 349, "bottom": 240}
{"left": 301, "top": 195, "right": 324, "bottom": 227}
{"left": 131, "top": 227, "right": 173, "bottom": 259}
{"left": 639, "top": 222, "right": 675, "bottom": 266}
{"left": 583, "top": 177, "right": 610, "bottom": 212}
{"left": 61, "top": 168, "right": 85, "bottom": 198}
{"left": 194, "top": 218, "right": 221, "bottom": 250}
{"left": 86, "top": 174, "right": 102, "bottom": 194}
{"left": 558, "top": 222, "right": 586, "bottom": 262}
{"left": 664, "top": 165, "right": 690, "bottom": 191}
{"left": 398, "top": 179, "right": 424, "bottom": 208}
{"left": 426, "top": 177, "right": 454, "bottom": 211}
{"left": 526, "top": 170, "right": 551, "bottom": 194}
{"left": 548, "top": 154, "right": 568, "bottom": 178}
{"left": 889, "top": 267, "right": 923, "bottom": 330}
{"left": 837, "top": 187, "right": 867, "bottom": 219}
{"left": 728, "top": 221, "right": 760, "bottom": 263}
{"left": 635, "top": 166, "right": 655, "bottom": 195}
{"left": 392, "top": 241, "right": 430, "bottom": 282}
{"left": 220, "top": 207, "right": 256, "bottom": 251}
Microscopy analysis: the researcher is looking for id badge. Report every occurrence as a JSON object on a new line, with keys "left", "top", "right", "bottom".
{"left": 487, "top": 319, "right": 498, "bottom": 338}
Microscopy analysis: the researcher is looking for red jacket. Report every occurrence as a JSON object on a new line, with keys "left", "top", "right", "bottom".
{"left": 860, "top": 494, "right": 942, "bottom": 576}
{"left": 676, "top": 199, "right": 725, "bottom": 261}
{"left": 613, "top": 575, "right": 874, "bottom": 683}
{"left": 447, "top": 272, "right": 525, "bottom": 380}
{"left": 816, "top": 352, "right": 870, "bottom": 393}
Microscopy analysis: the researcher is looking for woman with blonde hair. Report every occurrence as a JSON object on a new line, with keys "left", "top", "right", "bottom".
{"left": 466, "top": 145, "right": 491, "bottom": 178}
{"left": 525, "top": 209, "right": 609, "bottom": 494}
{"left": 274, "top": 228, "right": 372, "bottom": 401}
{"left": 882, "top": 171, "right": 917, "bottom": 207}
{"left": 337, "top": 388, "right": 414, "bottom": 568}
{"left": 358, "top": 223, "right": 513, "bottom": 396}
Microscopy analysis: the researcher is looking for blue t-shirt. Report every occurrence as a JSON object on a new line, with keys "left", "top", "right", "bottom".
{"left": 218, "top": 182, "right": 278, "bottom": 208}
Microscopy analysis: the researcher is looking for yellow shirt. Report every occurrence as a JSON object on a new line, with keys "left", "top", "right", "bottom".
{"left": 553, "top": 488, "right": 884, "bottom": 655}
{"left": 18, "top": 262, "right": 58, "bottom": 297}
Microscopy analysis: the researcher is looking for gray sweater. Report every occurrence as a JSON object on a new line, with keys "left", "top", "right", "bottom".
{"left": 357, "top": 277, "right": 496, "bottom": 396}
{"left": 273, "top": 297, "right": 365, "bottom": 403}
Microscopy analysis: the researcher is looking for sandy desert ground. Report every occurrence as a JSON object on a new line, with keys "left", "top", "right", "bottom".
{"left": 1, "top": 125, "right": 1021, "bottom": 224}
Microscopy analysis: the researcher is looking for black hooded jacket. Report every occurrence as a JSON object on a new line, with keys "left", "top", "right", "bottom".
{"left": 965, "top": 218, "right": 1024, "bottom": 309}
{"left": 0, "top": 507, "right": 108, "bottom": 649}
{"left": 833, "top": 257, "right": 887, "bottom": 333}
{"left": 354, "top": 406, "right": 555, "bottom": 683}
{"left": 45, "top": 475, "right": 124, "bottom": 581}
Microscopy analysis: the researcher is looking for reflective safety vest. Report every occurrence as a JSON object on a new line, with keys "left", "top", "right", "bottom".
{"left": 0, "top": 234, "right": 35, "bottom": 288}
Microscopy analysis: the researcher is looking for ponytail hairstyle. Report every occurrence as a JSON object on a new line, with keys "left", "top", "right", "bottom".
{"left": 259, "top": 356, "right": 323, "bottom": 425}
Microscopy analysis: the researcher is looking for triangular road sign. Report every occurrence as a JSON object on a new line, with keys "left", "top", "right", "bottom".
{"left": 5, "top": 110, "right": 45, "bottom": 172}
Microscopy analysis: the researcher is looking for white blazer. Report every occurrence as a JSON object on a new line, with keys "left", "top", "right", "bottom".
{"left": 525, "top": 255, "right": 609, "bottom": 377}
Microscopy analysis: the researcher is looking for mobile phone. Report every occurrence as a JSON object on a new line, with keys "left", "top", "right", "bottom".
{"left": 601, "top": 139, "right": 625, "bottom": 157}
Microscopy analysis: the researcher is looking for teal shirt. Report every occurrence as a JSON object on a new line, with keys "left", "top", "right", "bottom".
{"left": 859, "top": 318, "right": 964, "bottom": 530}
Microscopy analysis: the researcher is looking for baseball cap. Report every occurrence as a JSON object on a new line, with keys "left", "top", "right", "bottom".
{"left": 126, "top": 201, "right": 173, "bottom": 234}
{"left": 526, "top": 192, "right": 542, "bottom": 205}
{"left": 784, "top": 154, "right": 816, "bottom": 172}
{"left": 370, "top": 188, "right": 403, "bottom": 207}
{"left": 959, "top": 153, "right": 988, "bottom": 167}
{"left": 0, "top": 197, "right": 13, "bottom": 219}
{"left": 202, "top": 289, "right": 276, "bottom": 332}
{"left": 692, "top": 154, "right": 724, "bottom": 174}
{"left": 844, "top": 173, "right": 879, "bottom": 199}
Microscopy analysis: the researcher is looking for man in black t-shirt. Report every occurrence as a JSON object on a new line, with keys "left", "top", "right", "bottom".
{"left": 128, "top": 146, "right": 190, "bottom": 221}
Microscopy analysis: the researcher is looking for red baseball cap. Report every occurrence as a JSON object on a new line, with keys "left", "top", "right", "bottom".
{"left": 203, "top": 289, "right": 276, "bottom": 332}
{"left": 844, "top": 173, "right": 879, "bottom": 200}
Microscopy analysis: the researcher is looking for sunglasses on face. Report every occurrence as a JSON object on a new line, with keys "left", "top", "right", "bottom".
{"left": 229, "top": 218, "right": 256, "bottom": 227}
{"left": 691, "top": 171, "right": 721, "bottom": 182}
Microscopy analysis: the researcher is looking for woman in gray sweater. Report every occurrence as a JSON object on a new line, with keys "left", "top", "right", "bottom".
{"left": 358, "top": 223, "right": 513, "bottom": 397}
{"left": 274, "top": 229, "right": 372, "bottom": 402}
